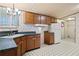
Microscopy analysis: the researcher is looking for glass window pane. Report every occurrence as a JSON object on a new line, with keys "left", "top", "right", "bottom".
{"left": 2, "top": 8, "right": 8, "bottom": 26}
{"left": 0, "top": 7, "right": 20, "bottom": 27}
{"left": 12, "top": 15, "right": 19, "bottom": 26}
{"left": 0, "top": 7, "right": 3, "bottom": 26}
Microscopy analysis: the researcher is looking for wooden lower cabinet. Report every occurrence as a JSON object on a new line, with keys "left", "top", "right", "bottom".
{"left": 34, "top": 35, "right": 40, "bottom": 48}
{"left": 0, "top": 34, "right": 40, "bottom": 56}
{"left": 14, "top": 37, "right": 22, "bottom": 56}
{"left": 15, "top": 36, "right": 27, "bottom": 56}
{"left": 26, "top": 35, "right": 40, "bottom": 51}
{"left": 17, "top": 42, "right": 22, "bottom": 56}
{"left": 44, "top": 31, "right": 54, "bottom": 45}
{"left": 21, "top": 36, "right": 27, "bottom": 54}
{"left": 0, "top": 48, "right": 17, "bottom": 56}
{"left": 26, "top": 36, "right": 35, "bottom": 51}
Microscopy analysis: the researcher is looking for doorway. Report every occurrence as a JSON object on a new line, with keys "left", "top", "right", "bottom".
{"left": 64, "top": 18, "right": 76, "bottom": 43}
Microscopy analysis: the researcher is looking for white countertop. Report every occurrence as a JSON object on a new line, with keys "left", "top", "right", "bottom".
{"left": 0, "top": 34, "right": 25, "bottom": 38}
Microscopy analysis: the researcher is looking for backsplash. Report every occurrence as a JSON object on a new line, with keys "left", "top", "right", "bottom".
{"left": 18, "top": 24, "right": 37, "bottom": 32}
{"left": 18, "top": 31, "right": 36, "bottom": 34}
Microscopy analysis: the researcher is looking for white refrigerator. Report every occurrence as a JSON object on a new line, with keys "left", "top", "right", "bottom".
{"left": 49, "top": 23, "right": 61, "bottom": 43}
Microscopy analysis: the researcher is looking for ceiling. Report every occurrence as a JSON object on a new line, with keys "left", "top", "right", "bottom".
{"left": 0, "top": 3, "right": 79, "bottom": 18}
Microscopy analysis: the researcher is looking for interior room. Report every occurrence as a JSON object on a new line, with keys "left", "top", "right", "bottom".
{"left": 0, "top": 3, "right": 79, "bottom": 56}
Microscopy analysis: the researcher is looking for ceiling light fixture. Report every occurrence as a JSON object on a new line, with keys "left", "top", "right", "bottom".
{"left": 67, "top": 17, "right": 75, "bottom": 20}
{"left": 7, "top": 3, "right": 21, "bottom": 16}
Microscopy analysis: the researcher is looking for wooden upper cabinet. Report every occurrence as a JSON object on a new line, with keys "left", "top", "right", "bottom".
{"left": 52, "top": 17, "right": 57, "bottom": 23}
{"left": 24, "top": 12, "right": 34, "bottom": 24}
{"left": 34, "top": 14, "right": 41, "bottom": 24}
{"left": 23, "top": 11, "right": 56, "bottom": 24}
{"left": 40, "top": 15, "right": 46, "bottom": 24}
{"left": 46, "top": 16, "right": 52, "bottom": 24}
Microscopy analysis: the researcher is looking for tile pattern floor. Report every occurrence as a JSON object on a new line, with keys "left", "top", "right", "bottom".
{"left": 23, "top": 40, "right": 79, "bottom": 56}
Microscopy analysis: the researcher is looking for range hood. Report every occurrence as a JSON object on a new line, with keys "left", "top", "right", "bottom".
{"left": 34, "top": 24, "right": 48, "bottom": 27}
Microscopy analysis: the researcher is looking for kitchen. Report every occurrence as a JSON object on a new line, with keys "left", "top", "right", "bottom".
{"left": 0, "top": 3, "right": 79, "bottom": 56}
{"left": 0, "top": 3, "right": 58, "bottom": 56}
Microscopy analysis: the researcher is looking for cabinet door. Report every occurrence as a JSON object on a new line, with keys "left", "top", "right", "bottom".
{"left": 34, "top": 14, "right": 41, "bottom": 24}
{"left": 40, "top": 15, "right": 46, "bottom": 24}
{"left": 17, "top": 42, "right": 22, "bottom": 56}
{"left": 50, "top": 33, "right": 54, "bottom": 44}
{"left": 21, "top": 36, "right": 27, "bottom": 54}
{"left": 14, "top": 37, "right": 22, "bottom": 56}
{"left": 44, "top": 31, "right": 54, "bottom": 44}
{"left": 35, "top": 35, "right": 40, "bottom": 48}
{"left": 24, "top": 12, "right": 34, "bottom": 24}
{"left": 46, "top": 16, "right": 52, "bottom": 24}
{"left": 52, "top": 18, "right": 56, "bottom": 23}
{"left": 44, "top": 31, "right": 50, "bottom": 44}
{"left": 27, "top": 36, "right": 35, "bottom": 51}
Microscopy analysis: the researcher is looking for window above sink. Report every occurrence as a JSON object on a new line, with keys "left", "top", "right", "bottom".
{"left": 0, "top": 6, "right": 21, "bottom": 28}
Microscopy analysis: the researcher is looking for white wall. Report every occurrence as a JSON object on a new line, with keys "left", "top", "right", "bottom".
{"left": 64, "top": 21, "right": 68, "bottom": 39}
{"left": 62, "top": 13, "right": 79, "bottom": 44}
{"left": 64, "top": 20, "right": 76, "bottom": 43}
{"left": 75, "top": 13, "right": 79, "bottom": 43}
